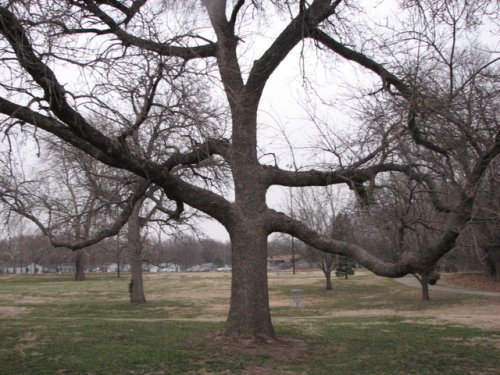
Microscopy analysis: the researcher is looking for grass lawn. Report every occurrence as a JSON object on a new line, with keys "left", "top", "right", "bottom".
{"left": 0, "top": 270, "right": 498, "bottom": 374}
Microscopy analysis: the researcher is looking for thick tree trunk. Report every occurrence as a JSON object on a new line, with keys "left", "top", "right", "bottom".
{"left": 127, "top": 202, "right": 146, "bottom": 304}
{"left": 74, "top": 250, "right": 85, "bottom": 281}
{"left": 224, "top": 227, "right": 275, "bottom": 341}
{"left": 221, "top": 99, "right": 276, "bottom": 340}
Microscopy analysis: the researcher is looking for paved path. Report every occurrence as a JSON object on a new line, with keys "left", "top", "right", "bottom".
{"left": 394, "top": 276, "right": 500, "bottom": 297}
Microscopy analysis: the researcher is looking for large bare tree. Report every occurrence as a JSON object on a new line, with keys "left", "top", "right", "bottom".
{"left": 0, "top": 1, "right": 498, "bottom": 340}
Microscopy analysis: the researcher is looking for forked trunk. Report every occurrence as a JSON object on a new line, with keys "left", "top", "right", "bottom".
{"left": 224, "top": 227, "right": 275, "bottom": 341}
{"left": 128, "top": 202, "right": 146, "bottom": 304}
{"left": 74, "top": 250, "right": 85, "bottom": 281}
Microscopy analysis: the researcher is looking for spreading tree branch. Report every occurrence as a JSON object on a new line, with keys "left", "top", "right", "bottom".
{"left": 309, "top": 28, "right": 450, "bottom": 156}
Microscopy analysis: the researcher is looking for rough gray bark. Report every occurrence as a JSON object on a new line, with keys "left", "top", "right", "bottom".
{"left": 224, "top": 227, "right": 274, "bottom": 340}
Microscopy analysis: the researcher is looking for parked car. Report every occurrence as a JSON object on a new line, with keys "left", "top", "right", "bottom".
{"left": 199, "top": 263, "right": 217, "bottom": 272}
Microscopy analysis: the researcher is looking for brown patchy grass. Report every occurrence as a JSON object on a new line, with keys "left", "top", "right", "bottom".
{"left": 272, "top": 271, "right": 500, "bottom": 331}
{"left": 15, "top": 332, "right": 38, "bottom": 357}
{"left": 0, "top": 293, "right": 58, "bottom": 304}
{"left": 0, "top": 305, "right": 32, "bottom": 317}
{"left": 144, "top": 270, "right": 500, "bottom": 331}
{"left": 423, "top": 302, "right": 500, "bottom": 330}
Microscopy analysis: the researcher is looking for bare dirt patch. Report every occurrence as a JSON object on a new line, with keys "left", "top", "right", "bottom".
{"left": 235, "top": 337, "right": 307, "bottom": 362}
{"left": 182, "top": 332, "right": 309, "bottom": 375}
{"left": 211, "top": 334, "right": 308, "bottom": 371}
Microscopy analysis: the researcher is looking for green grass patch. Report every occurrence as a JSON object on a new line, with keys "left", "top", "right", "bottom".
{"left": 1, "top": 318, "right": 222, "bottom": 374}
{"left": 301, "top": 317, "right": 499, "bottom": 375}
{"left": 0, "top": 271, "right": 499, "bottom": 374}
